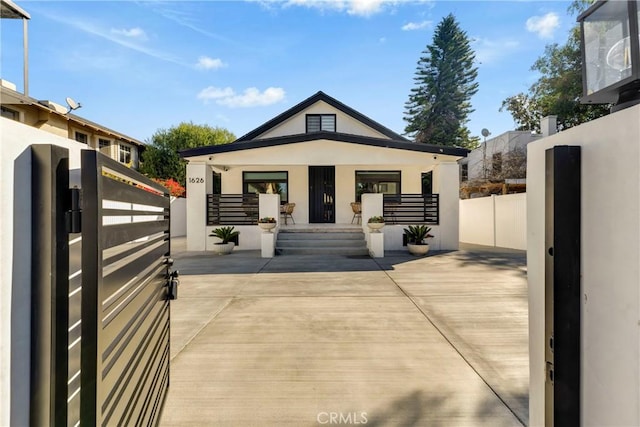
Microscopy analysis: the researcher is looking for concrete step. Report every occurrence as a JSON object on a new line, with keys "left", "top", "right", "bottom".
{"left": 277, "top": 232, "right": 364, "bottom": 241}
{"left": 275, "top": 228, "right": 368, "bottom": 256}
{"left": 275, "top": 247, "right": 370, "bottom": 256}
{"left": 277, "top": 239, "right": 367, "bottom": 248}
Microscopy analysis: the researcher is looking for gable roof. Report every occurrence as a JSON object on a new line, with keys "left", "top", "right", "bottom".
{"left": 180, "top": 131, "right": 469, "bottom": 158}
{"left": 235, "top": 91, "right": 410, "bottom": 142}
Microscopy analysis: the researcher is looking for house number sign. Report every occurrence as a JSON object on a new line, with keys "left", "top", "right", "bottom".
{"left": 188, "top": 177, "right": 204, "bottom": 183}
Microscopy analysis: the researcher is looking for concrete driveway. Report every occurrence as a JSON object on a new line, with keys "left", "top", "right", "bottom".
{"left": 161, "top": 240, "right": 528, "bottom": 427}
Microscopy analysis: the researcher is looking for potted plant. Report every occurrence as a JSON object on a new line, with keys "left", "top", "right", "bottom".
{"left": 367, "top": 215, "right": 386, "bottom": 233}
{"left": 257, "top": 216, "right": 277, "bottom": 233}
{"left": 404, "top": 225, "right": 433, "bottom": 256}
{"left": 209, "top": 226, "right": 239, "bottom": 255}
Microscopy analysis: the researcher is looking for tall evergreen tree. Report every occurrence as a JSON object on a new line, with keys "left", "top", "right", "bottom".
{"left": 404, "top": 13, "right": 479, "bottom": 148}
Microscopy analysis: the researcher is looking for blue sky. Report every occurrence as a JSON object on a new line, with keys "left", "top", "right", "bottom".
{"left": 1, "top": 0, "right": 576, "bottom": 143}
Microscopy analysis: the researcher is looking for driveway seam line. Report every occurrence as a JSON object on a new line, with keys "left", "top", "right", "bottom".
{"left": 170, "top": 297, "right": 235, "bottom": 361}
{"left": 372, "top": 257, "right": 527, "bottom": 427}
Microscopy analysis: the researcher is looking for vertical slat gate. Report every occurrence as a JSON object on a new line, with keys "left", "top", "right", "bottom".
{"left": 81, "top": 150, "right": 171, "bottom": 426}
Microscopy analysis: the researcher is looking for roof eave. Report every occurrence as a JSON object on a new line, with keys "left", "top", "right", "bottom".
{"left": 180, "top": 132, "right": 469, "bottom": 158}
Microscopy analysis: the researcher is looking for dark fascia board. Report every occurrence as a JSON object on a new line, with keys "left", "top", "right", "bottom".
{"left": 180, "top": 131, "right": 469, "bottom": 158}
{"left": 235, "top": 91, "right": 410, "bottom": 142}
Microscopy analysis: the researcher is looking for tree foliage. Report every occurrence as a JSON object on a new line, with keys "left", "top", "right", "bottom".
{"left": 141, "top": 122, "right": 235, "bottom": 186}
{"left": 404, "top": 13, "right": 479, "bottom": 148}
{"left": 500, "top": 1, "right": 609, "bottom": 132}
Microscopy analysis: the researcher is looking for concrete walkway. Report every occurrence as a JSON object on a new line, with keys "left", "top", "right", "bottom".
{"left": 162, "top": 239, "right": 528, "bottom": 426}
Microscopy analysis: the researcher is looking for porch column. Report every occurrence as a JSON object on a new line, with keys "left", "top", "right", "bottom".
{"left": 186, "top": 162, "right": 211, "bottom": 251}
{"left": 433, "top": 162, "right": 460, "bottom": 250}
{"left": 360, "top": 193, "right": 383, "bottom": 233}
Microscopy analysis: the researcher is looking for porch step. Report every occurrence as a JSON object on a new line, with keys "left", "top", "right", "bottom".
{"left": 276, "top": 229, "right": 368, "bottom": 256}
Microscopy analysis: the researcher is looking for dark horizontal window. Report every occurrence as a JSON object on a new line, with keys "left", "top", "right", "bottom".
{"left": 306, "top": 114, "right": 336, "bottom": 133}
{"left": 243, "top": 171, "right": 288, "bottom": 203}
{"left": 355, "top": 170, "right": 401, "bottom": 202}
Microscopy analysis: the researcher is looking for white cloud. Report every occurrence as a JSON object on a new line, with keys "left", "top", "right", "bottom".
{"left": 196, "top": 56, "right": 226, "bottom": 70}
{"left": 473, "top": 37, "right": 520, "bottom": 65}
{"left": 526, "top": 12, "right": 560, "bottom": 39}
{"left": 401, "top": 20, "right": 431, "bottom": 31}
{"left": 347, "top": 0, "right": 385, "bottom": 16}
{"left": 110, "top": 27, "right": 147, "bottom": 40}
{"left": 197, "top": 86, "right": 286, "bottom": 108}
{"left": 282, "top": 0, "right": 387, "bottom": 17}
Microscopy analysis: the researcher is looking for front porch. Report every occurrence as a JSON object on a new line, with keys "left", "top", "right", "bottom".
{"left": 197, "top": 191, "right": 452, "bottom": 256}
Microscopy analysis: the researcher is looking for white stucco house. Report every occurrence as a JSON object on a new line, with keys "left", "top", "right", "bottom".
{"left": 180, "top": 91, "right": 468, "bottom": 255}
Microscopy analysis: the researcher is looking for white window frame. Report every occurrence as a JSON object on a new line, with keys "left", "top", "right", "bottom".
{"left": 119, "top": 143, "right": 132, "bottom": 164}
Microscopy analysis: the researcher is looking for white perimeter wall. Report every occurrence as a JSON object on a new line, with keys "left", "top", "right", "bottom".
{"left": 459, "top": 193, "right": 527, "bottom": 250}
{"left": 0, "top": 118, "right": 87, "bottom": 426}
{"left": 527, "top": 104, "right": 640, "bottom": 426}
{"left": 170, "top": 197, "right": 187, "bottom": 237}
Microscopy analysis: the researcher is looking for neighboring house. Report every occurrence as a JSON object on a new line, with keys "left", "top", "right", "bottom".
{"left": 181, "top": 91, "right": 468, "bottom": 253}
{"left": 0, "top": 81, "right": 144, "bottom": 169}
{"left": 459, "top": 130, "right": 543, "bottom": 198}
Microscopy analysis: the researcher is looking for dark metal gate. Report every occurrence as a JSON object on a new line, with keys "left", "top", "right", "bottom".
{"left": 308, "top": 166, "right": 335, "bottom": 223}
{"left": 30, "top": 146, "right": 173, "bottom": 427}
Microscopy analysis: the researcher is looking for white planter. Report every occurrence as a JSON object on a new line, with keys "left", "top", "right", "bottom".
{"left": 407, "top": 243, "right": 430, "bottom": 256}
{"left": 212, "top": 242, "right": 235, "bottom": 255}
{"left": 258, "top": 222, "right": 277, "bottom": 233}
{"left": 367, "top": 222, "right": 385, "bottom": 233}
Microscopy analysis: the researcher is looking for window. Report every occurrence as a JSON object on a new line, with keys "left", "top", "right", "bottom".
{"left": 75, "top": 131, "right": 88, "bottom": 144}
{"left": 119, "top": 144, "right": 132, "bottom": 164}
{"left": 243, "top": 171, "right": 288, "bottom": 203}
{"left": 98, "top": 138, "right": 111, "bottom": 155}
{"left": 212, "top": 172, "right": 221, "bottom": 195}
{"left": 1, "top": 106, "right": 19, "bottom": 121}
{"left": 492, "top": 152, "right": 502, "bottom": 177}
{"left": 306, "top": 114, "right": 336, "bottom": 133}
{"left": 460, "top": 164, "right": 468, "bottom": 182}
{"left": 421, "top": 172, "right": 433, "bottom": 194}
{"left": 355, "top": 171, "right": 401, "bottom": 202}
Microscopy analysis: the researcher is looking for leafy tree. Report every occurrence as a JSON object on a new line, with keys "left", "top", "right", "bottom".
{"left": 141, "top": 122, "right": 235, "bottom": 186}
{"left": 501, "top": 0, "right": 609, "bottom": 132}
{"left": 404, "top": 13, "right": 479, "bottom": 149}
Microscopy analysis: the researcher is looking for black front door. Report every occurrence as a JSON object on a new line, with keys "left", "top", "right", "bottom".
{"left": 309, "top": 166, "right": 335, "bottom": 223}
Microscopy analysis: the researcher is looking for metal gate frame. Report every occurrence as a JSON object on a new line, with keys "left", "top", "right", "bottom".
{"left": 29, "top": 146, "right": 173, "bottom": 426}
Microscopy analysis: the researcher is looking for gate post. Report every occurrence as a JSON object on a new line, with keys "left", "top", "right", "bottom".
{"left": 30, "top": 145, "right": 69, "bottom": 427}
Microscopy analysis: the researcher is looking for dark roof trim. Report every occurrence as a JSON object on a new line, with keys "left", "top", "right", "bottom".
{"left": 235, "top": 91, "right": 410, "bottom": 142}
{"left": 180, "top": 131, "right": 469, "bottom": 158}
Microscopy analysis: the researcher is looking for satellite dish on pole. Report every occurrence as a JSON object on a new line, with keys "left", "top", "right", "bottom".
{"left": 65, "top": 97, "right": 82, "bottom": 113}
{"left": 481, "top": 128, "right": 490, "bottom": 138}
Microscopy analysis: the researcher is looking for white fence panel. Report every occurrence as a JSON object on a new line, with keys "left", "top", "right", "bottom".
{"left": 459, "top": 193, "right": 526, "bottom": 250}
{"left": 495, "top": 193, "right": 527, "bottom": 250}
{"left": 170, "top": 197, "right": 187, "bottom": 237}
{"left": 459, "top": 196, "right": 495, "bottom": 246}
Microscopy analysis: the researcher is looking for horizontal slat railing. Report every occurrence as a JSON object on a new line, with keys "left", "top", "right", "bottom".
{"left": 207, "top": 194, "right": 259, "bottom": 225}
{"left": 383, "top": 194, "right": 439, "bottom": 225}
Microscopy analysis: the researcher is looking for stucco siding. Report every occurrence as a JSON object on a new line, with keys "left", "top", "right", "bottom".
{"left": 218, "top": 164, "right": 435, "bottom": 226}
{"left": 208, "top": 140, "right": 455, "bottom": 167}
{"left": 527, "top": 105, "right": 640, "bottom": 426}
{"left": 257, "top": 101, "right": 390, "bottom": 140}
